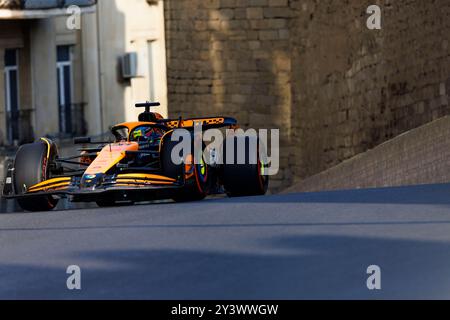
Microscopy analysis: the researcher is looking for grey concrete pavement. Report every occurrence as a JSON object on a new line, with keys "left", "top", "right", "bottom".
{"left": 2, "top": 184, "right": 450, "bottom": 299}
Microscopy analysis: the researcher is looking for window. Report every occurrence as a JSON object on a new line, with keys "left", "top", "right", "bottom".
{"left": 4, "top": 49, "right": 20, "bottom": 144}
{"left": 57, "top": 45, "right": 74, "bottom": 135}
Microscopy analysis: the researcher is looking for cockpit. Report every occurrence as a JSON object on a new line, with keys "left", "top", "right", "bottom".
{"left": 111, "top": 124, "right": 166, "bottom": 148}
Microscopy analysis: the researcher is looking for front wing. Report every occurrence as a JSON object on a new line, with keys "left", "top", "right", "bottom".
{"left": 2, "top": 172, "right": 185, "bottom": 203}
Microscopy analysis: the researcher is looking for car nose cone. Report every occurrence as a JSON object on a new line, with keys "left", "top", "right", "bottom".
{"left": 80, "top": 173, "right": 105, "bottom": 189}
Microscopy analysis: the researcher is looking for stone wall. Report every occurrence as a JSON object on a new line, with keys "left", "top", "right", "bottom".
{"left": 164, "top": 0, "right": 450, "bottom": 192}
{"left": 165, "top": 0, "right": 295, "bottom": 191}
{"left": 290, "top": 0, "right": 450, "bottom": 181}
{"left": 285, "top": 116, "right": 450, "bottom": 193}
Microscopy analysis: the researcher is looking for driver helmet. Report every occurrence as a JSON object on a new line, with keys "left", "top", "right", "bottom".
{"left": 133, "top": 127, "right": 163, "bottom": 145}
{"left": 132, "top": 128, "right": 145, "bottom": 141}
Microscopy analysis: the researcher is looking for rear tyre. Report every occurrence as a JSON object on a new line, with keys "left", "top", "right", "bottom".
{"left": 222, "top": 135, "right": 269, "bottom": 197}
{"left": 160, "top": 131, "right": 209, "bottom": 202}
{"left": 14, "top": 141, "right": 59, "bottom": 212}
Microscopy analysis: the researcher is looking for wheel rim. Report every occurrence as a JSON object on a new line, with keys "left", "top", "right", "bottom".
{"left": 257, "top": 149, "right": 268, "bottom": 192}
{"left": 198, "top": 156, "right": 207, "bottom": 182}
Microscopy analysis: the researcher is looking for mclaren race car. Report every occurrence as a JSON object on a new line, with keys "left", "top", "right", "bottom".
{"left": 2, "top": 102, "right": 268, "bottom": 211}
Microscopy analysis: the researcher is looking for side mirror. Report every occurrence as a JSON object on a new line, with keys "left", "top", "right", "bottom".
{"left": 74, "top": 137, "right": 92, "bottom": 144}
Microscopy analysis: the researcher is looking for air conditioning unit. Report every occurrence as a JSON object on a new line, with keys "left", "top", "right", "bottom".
{"left": 121, "top": 52, "right": 138, "bottom": 79}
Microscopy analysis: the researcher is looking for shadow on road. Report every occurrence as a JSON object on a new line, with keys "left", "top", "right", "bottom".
{"left": 2, "top": 219, "right": 450, "bottom": 233}
{"left": 3, "top": 183, "right": 450, "bottom": 214}
{"left": 215, "top": 183, "right": 450, "bottom": 205}
{"left": 1, "top": 234, "right": 450, "bottom": 299}
{"left": 0, "top": 198, "right": 171, "bottom": 214}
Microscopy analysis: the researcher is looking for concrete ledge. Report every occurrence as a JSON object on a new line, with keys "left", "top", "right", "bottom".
{"left": 285, "top": 116, "right": 450, "bottom": 193}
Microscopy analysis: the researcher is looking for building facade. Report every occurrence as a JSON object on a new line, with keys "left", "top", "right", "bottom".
{"left": 0, "top": 0, "right": 167, "bottom": 147}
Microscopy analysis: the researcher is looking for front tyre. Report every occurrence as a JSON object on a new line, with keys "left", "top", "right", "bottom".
{"left": 173, "top": 153, "right": 209, "bottom": 202}
{"left": 14, "top": 140, "right": 59, "bottom": 212}
{"left": 160, "top": 132, "right": 209, "bottom": 202}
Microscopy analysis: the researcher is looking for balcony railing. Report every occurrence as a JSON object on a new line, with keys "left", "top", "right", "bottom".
{"left": 59, "top": 102, "right": 87, "bottom": 138}
{"left": 0, "top": 0, "right": 96, "bottom": 19}
{"left": 0, "top": 0, "right": 96, "bottom": 10}
{"left": 4, "top": 108, "right": 34, "bottom": 145}
{"left": 1, "top": 104, "right": 87, "bottom": 145}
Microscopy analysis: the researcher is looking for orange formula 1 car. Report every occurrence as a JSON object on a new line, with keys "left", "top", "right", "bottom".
{"left": 2, "top": 102, "right": 268, "bottom": 211}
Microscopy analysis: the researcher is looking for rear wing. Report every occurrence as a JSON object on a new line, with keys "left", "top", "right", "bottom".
{"left": 158, "top": 117, "right": 238, "bottom": 130}
{"left": 134, "top": 101, "right": 238, "bottom": 129}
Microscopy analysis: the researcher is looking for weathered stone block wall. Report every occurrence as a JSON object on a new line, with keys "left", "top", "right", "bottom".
{"left": 285, "top": 116, "right": 450, "bottom": 193}
{"left": 165, "top": 0, "right": 450, "bottom": 192}
{"left": 165, "top": 0, "right": 295, "bottom": 191}
{"left": 290, "top": 0, "right": 450, "bottom": 180}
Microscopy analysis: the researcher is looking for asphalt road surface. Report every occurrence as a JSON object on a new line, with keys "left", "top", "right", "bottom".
{"left": 2, "top": 183, "right": 450, "bottom": 299}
